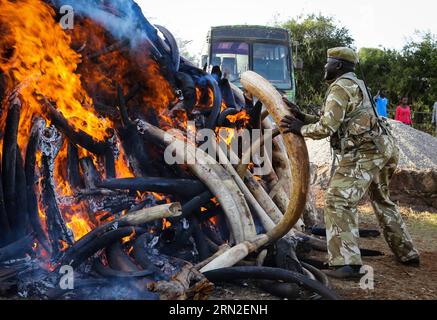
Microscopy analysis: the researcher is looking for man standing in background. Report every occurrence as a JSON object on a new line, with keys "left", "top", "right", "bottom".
{"left": 374, "top": 91, "right": 388, "bottom": 118}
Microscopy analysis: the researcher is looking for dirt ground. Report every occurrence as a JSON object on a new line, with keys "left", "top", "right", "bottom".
{"left": 211, "top": 197, "right": 437, "bottom": 300}
{"left": 330, "top": 203, "right": 437, "bottom": 300}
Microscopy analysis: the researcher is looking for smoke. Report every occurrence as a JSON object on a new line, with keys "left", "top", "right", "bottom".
{"left": 56, "top": 0, "right": 159, "bottom": 48}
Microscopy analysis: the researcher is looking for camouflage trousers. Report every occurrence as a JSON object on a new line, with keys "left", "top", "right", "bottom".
{"left": 324, "top": 141, "right": 420, "bottom": 267}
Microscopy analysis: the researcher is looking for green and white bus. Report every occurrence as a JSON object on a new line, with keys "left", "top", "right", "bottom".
{"left": 201, "top": 25, "right": 297, "bottom": 102}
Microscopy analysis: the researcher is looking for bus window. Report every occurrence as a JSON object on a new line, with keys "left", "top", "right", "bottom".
{"left": 211, "top": 42, "right": 249, "bottom": 85}
{"left": 253, "top": 43, "right": 292, "bottom": 90}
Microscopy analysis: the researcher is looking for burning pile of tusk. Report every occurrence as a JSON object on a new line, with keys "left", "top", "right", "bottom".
{"left": 0, "top": 0, "right": 339, "bottom": 301}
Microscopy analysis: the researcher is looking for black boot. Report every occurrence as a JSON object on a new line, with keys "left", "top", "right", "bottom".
{"left": 323, "top": 265, "right": 364, "bottom": 280}
{"left": 400, "top": 257, "right": 420, "bottom": 267}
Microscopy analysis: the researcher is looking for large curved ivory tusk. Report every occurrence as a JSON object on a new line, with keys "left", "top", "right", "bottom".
{"left": 140, "top": 121, "right": 249, "bottom": 244}
{"left": 200, "top": 72, "right": 310, "bottom": 272}
{"left": 241, "top": 71, "right": 310, "bottom": 241}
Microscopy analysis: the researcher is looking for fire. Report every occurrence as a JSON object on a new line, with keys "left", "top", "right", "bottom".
{"left": 59, "top": 240, "right": 69, "bottom": 252}
{"left": 115, "top": 141, "right": 135, "bottom": 178}
{"left": 66, "top": 211, "right": 92, "bottom": 241}
{"left": 226, "top": 110, "right": 250, "bottom": 127}
{"left": 224, "top": 128, "right": 235, "bottom": 146}
{"left": 0, "top": 0, "right": 111, "bottom": 154}
{"left": 121, "top": 229, "right": 136, "bottom": 244}
{"left": 209, "top": 216, "right": 218, "bottom": 225}
{"left": 0, "top": 0, "right": 239, "bottom": 265}
{"left": 195, "top": 87, "right": 215, "bottom": 111}
{"left": 162, "top": 218, "right": 172, "bottom": 230}
{"left": 152, "top": 192, "right": 165, "bottom": 201}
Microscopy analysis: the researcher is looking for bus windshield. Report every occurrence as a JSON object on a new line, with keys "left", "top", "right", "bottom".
{"left": 211, "top": 41, "right": 249, "bottom": 86}
{"left": 253, "top": 43, "right": 292, "bottom": 90}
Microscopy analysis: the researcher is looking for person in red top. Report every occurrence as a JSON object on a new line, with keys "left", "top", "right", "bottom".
{"left": 395, "top": 97, "right": 413, "bottom": 125}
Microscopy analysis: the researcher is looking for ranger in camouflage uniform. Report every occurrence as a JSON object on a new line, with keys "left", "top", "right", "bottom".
{"left": 281, "top": 47, "right": 420, "bottom": 279}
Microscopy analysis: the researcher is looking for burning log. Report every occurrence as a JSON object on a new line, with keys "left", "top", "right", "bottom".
{"left": 0, "top": 174, "right": 11, "bottom": 246}
{"left": 79, "top": 156, "right": 104, "bottom": 224}
{"left": 79, "top": 157, "right": 102, "bottom": 189}
{"left": 2, "top": 93, "right": 21, "bottom": 239}
{"left": 97, "top": 178, "right": 206, "bottom": 198}
{"left": 61, "top": 203, "right": 182, "bottom": 267}
{"left": 104, "top": 135, "right": 116, "bottom": 179}
{"left": 40, "top": 126, "right": 74, "bottom": 256}
{"left": 38, "top": 95, "right": 108, "bottom": 155}
{"left": 66, "top": 142, "right": 82, "bottom": 189}
{"left": 15, "top": 148, "right": 30, "bottom": 239}
{"left": 102, "top": 197, "right": 137, "bottom": 215}
{"left": 179, "top": 191, "right": 213, "bottom": 219}
{"left": 25, "top": 118, "right": 49, "bottom": 249}
{"left": 116, "top": 84, "right": 157, "bottom": 177}
{"left": 0, "top": 234, "right": 34, "bottom": 262}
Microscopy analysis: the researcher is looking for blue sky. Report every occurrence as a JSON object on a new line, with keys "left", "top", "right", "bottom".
{"left": 137, "top": 0, "right": 436, "bottom": 55}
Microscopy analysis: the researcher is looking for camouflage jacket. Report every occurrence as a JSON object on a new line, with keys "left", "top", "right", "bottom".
{"left": 301, "top": 72, "right": 381, "bottom": 154}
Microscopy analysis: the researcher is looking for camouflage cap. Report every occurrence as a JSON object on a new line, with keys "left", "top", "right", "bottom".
{"left": 327, "top": 47, "right": 359, "bottom": 64}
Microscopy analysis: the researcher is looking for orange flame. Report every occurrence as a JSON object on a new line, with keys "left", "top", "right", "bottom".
{"left": 65, "top": 210, "right": 93, "bottom": 241}
{"left": 226, "top": 110, "right": 250, "bottom": 127}
{"left": 162, "top": 218, "right": 172, "bottom": 230}
{"left": 0, "top": 0, "right": 111, "bottom": 154}
{"left": 121, "top": 229, "right": 136, "bottom": 244}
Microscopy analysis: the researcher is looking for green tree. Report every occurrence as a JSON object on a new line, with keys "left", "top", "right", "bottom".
{"left": 280, "top": 14, "right": 354, "bottom": 107}
{"left": 399, "top": 32, "right": 437, "bottom": 110}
